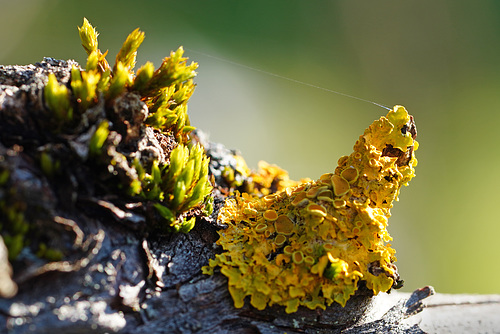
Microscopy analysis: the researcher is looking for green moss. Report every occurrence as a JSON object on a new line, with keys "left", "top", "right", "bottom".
{"left": 3, "top": 17, "right": 214, "bottom": 266}
{"left": 70, "top": 65, "right": 100, "bottom": 111}
{"left": 132, "top": 62, "right": 155, "bottom": 92}
{"left": 137, "top": 143, "right": 212, "bottom": 232}
{"left": 0, "top": 178, "right": 30, "bottom": 260}
{"left": 39, "top": 151, "right": 61, "bottom": 177}
{"left": 0, "top": 165, "right": 64, "bottom": 262}
{"left": 0, "top": 182, "right": 26, "bottom": 260}
{"left": 114, "top": 28, "right": 145, "bottom": 72}
{"left": 36, "top": 243, "right": 63, "bottom": 262}
{"left": 53, "top": 18, "right": 211, "bottom": 232}
{"left": 78, "top": 18, "right": 110, "bottom": 73}
{"left": 44, "top": 73, "right": 73, "bottom": 121}
{"left": 72, "top": 18, "right": 211, "bottom": 232}
{"left": 89, "top": 121, "right": 110, "bottom": 156}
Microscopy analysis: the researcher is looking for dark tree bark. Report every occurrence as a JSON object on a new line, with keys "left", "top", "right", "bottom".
{"left": 0, "top": 59, "right": 499, "bottom": 334}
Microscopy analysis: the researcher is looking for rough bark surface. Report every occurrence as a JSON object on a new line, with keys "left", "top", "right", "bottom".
{"left": 0, "top": 59, "right": 499, "bottom": 334}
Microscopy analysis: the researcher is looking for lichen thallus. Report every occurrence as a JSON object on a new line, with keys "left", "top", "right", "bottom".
{"left": 191, "top": 49, "right": 418, "bottom": 313}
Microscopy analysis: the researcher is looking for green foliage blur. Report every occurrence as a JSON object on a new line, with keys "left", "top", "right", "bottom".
{"left": 2, "top": 0, "right": 500, "bottom": 295}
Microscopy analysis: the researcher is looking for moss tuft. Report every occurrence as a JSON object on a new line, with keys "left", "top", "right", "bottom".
{"left": 2, "top": 17, "right": 214, "bottom": 266}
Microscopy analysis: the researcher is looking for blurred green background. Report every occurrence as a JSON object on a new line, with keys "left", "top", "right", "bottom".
{"left": 1, "top": 0, "right": 499, "bottom": 295}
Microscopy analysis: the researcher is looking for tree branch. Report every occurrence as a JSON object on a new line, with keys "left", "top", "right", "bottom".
{"left": 1, "top": 59, "right": 498, "bottom": 334}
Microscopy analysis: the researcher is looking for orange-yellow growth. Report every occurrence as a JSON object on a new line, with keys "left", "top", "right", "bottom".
{"left": 203, "top": 106, "right": 418, "bottom": 313}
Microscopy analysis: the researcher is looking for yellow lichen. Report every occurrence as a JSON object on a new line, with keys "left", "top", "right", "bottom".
{"left": 274, "top": 215, "right": 294, "bottom": 235}
{"left": 247, "top": 161, "right": 307, "bottom": 196}
{"left": 341, "top": 167, "right": 359, "bottom": 183}
{"left": 263, "top": 209, "right": 279, "bottom": 221}
{"left": 331, "top": 174, "right": 350, "bottom": 197}
{"left": 204, "top": 106, "right": 418, "bottom": 313}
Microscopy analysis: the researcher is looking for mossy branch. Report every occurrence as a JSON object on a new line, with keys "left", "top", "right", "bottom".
{"left": 2, "top": 17, "right": 492, "bottom": 334}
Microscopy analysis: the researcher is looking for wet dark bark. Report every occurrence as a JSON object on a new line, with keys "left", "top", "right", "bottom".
{"left": 0, "top": 59, "right": 498, "bottom": 334}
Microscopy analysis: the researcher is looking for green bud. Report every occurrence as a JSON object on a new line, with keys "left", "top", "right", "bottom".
{"left": 201, "top": 156, "right": 210, "bottom": 179}
{"left": 142, "top": 46, "right": 198, "bottom": 96}
{"left": 86, "top": 51, "right": 99, "bottom": 71}
{"left": 89, "top": 121, "right": 109, "bottom": 156}
{"left": 183, "top": 175, "right": 209, "bottom": 210}
{"left": 106, "top": 62, "right": 129, "bottom": 100}
{"left": 78, "top": 18, "right": 99, "bottom": 55}
{"left": 165, "top": 113, "right": 178, "bottom": 126}
{"left": 153, "top": 203, "right": 174, "bottom": 222}
{"left": 115, "top": 27, "right": 145, "bottom": 71}
{"left": 179, "top": 217, "right": 196, "bottom": 233}
{"left": 145, "top": 184, "right": 162, "bottom": 200}
{"left": 189, "top": 143, "right": 201, "bottom": 159}
{"left": 82, "top": 71, "right": 100, "bottom": 109}
{"left": 71, "top": 65, "right": 82, "bottom": 82}
{"left": 133, "top": 61, "right": 155, "bottom": 92}
{"left": 133, "top": 158, "right": 145, "bottom": 181}
{"left": 202, "top": 195, "right": 214, "bottom": 216}
{"left": 40, "top": 151, "right": 54, "bottom": 176}
{"left": 175, "top": 109, "right": 186, "bottom": 133}
{"left": 71, "top": 66, "right": 99, "bottom": 110}
{"left": 165, "top": 144, "right": 185, "bottom": 182}
{"left": 151, "top": 160, "right": 161, "bottom": 184}
{"left": 180, "top": 159, "right": 195, "bottom": 189}
{"left": 6, "top": 234, "right": 24, "bottom": 261}
{"left": 172, "top": 180, "right": 186, "bottom": 209}
{"left": 182, "top": 126, "right": 196, "bottom": 134}
{"left": 98, "top": 69, "right": 111, "bottom": 91}
{"left": 191, "top": 145, "right": 203, "bottom": 183}
{"left": 128, "top": 179, "right": 142, "bottom": 196}
{"left": 44, "top": 73, "right": 72, "bottom": 121}
{"left": 77, "top": 18, "right": 110, "bottom": 72}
